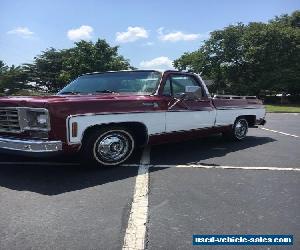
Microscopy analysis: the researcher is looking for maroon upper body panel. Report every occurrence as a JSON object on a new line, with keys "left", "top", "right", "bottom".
{"left": 212, "top": 98, "right": 263, "bottom": 109}
{"left": 47, "top": 94, "right": 169, "bottom": 142}
{"left": 0, "top": 94, "right": 168, "bottom": 143}
{"left": 0, "top": 94, "right": 163, "bottom": 108}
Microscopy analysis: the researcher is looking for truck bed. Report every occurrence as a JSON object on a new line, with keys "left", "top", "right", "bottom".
{"left": 212, "top": 95, "right": 263, "bottom": 110}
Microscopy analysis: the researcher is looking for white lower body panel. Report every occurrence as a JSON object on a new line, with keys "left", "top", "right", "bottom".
{"left": 68, "top": 112, "right": 166, "bottom": 144}
{"left": 215, "top": 108, "right": 265, "bottom": 126}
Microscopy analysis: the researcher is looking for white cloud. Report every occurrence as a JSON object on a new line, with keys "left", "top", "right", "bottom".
{"left": 140, "top": 56, "right": 174, "bottom": 70}
{"left": 67, "top": 25, "right": 93, "bottom": 41}
{"left": 116, "top": 26, "right": 148, "bottom": 43}
{"left": 158, "top": 27, "right": 209, "bottom": 42}
{"left": 7, "top": 27, "right": 34, "bottom": 38}
{"left": 157, "top": 27, "right": 164, "bottom": 35}
{"left": 143, "top": 41, "right": 154, "bottom": 46}
{"left": 160, "top": 31, "right": 199, "bottom": 41}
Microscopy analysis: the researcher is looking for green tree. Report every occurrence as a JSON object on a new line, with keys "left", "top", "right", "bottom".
{"left": 23, "top": 48, "right": 68, "bottom": 93}
{"left": 174, "top": 11, "right": 300, "bottom": 96}
{"left": 0, "top": 60, "right": 8, "bottom": 94}
{"left": 0, "top": 61, "right": 28, "bottom": 95}
{"left": 23, "top": 39, "right": 132, "bottom": 93}
{"left": 270, "top": 10, "right": 300, "bottom": 28}
{"left": 61, "top": 39, "right": 132, "bottom": 83}
{"left": 0, "top": 60, "right": 8, "bottom": 74}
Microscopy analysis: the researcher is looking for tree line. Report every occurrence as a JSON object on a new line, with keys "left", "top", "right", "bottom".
{"left": 0, "top": 40, "right": 132, "bottom": 95}
{"left": 174, "top": 11, "right": 300, "bottom": 96}
{"left": 0, "top": 11, "right": 299, "bottom": 96}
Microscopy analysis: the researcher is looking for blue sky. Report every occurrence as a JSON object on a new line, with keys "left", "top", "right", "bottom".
{"left": 0, "top": 0, "right": 299, "bottom": 69}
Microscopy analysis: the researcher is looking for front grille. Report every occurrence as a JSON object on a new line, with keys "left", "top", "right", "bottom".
{"left": 0, "top": 108, "right": 21, "bottom": 133}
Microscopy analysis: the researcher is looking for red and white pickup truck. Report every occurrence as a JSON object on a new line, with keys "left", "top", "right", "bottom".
{"left": 0, "top": 70, "right": 266, "bottom": 166}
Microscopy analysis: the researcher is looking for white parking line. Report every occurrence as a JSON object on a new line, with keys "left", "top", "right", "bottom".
{"left": 151, "top": 164, "right": 300, "bottom": 171}
{"left": 1, "top": 162, "right": 298, "bottom": 171}
{"left": 261, "top": 127, "right": 299, "bottom": 138}
{"left": 268, "top": 113, "right": 299, "bottom": 115}
{"left": 122, "top": 146, "right": 151, "bottom": 250}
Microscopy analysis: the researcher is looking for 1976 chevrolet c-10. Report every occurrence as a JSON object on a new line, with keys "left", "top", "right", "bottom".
{"left": 0, "top": 70, "right": 266, "bottom": 166}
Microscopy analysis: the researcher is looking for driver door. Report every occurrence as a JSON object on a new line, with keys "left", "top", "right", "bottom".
{"left": 162, "top": 73, "right": 216, "bottom": 133}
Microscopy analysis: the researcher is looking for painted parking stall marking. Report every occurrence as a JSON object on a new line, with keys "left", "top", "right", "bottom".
{"left": 151, "top": 164, "right": 300, "bottom": 171}
{"left": 1, "top": 162, "right": 299, "bottom": 171}
{"left": 122, "top": 146, "right": 151, "bottom": 250}
{"left": 261, "top": 127, "right": 299, "bottom": 138}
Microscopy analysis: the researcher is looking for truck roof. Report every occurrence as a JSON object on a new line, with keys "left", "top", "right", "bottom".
{"left": 81, "top": 69, "right": 186, "bottom": 76}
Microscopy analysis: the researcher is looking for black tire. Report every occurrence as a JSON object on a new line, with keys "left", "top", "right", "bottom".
{"left": 223, "top": 117, "right": 248, "bottom": 141}
{"left": 81, "top": 126, "right": 135, "bottom": 167}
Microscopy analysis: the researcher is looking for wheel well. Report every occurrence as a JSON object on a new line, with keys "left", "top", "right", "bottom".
{"left": 237, "top": 115, "right": 256, "bottom": 127}
{"left": 82, "top": 122, "right": 149, "bottom": 147}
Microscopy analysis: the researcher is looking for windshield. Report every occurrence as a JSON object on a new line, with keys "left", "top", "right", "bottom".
{"left": 58, "top": 71, "right": 161, "bottom": 95}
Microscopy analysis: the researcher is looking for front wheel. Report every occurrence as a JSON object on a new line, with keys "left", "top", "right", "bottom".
{"left": 81, "top": 127, "right": 135, "bottom": 167}
{"left": 223, "top": 118, "right": 248, "bottom": 141}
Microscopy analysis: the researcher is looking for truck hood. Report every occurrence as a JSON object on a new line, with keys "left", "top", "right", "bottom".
{"left": 0, "top": 94, "right": 153, "bottom": 108}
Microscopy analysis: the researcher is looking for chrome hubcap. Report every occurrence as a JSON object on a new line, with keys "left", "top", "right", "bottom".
{"left": 234, "top": 120, "right": 248, "bottom": 139}
{"left": 96, "top": 133, "right": 130, "bottom": 162}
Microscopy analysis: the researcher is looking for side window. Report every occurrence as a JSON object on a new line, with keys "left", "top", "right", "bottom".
{"left": 162, "top": 74, "right": 203, "bottom": 97}
{"left": 162, "top": 78, "right": 172, "bottom": 96}
{"left": 171, "top": 75, "right": 200, "bottom": 96}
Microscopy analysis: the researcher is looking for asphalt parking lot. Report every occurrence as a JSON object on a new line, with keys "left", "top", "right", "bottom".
{"left": 0, "top": 113, "right": 299, "bottom": 249}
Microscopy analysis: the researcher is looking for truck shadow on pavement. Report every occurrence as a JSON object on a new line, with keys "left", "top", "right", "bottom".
{"left": 0, "top": 164, "right": 142, "bottom": 196}
{"left": 151, "top": 135, "right": 276, "bottom": 165}
{"left": 0, "top": 135, "right": 274, "bottom": 195}
{"left": 0, "top": 148, "right": 145, "bottom": 195}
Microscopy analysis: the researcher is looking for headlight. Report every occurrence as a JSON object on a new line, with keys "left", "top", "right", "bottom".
{"left": 19, "top": 108, "right": 50, "bottom": 131}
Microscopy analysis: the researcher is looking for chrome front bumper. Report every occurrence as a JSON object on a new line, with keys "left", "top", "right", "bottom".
{"left": 0, "top": 137, "right": 62, "bottom": 153}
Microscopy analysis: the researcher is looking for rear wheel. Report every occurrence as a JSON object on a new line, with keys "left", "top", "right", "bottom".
{"left": 81, "top": 126, "right": 135, "bottom": 167}
{"left": 223, "top": 117, "right": 248, "bottom": 141}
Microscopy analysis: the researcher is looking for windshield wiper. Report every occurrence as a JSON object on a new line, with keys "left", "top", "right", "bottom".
{"left": 94, "top": 90, "right": 117, "bottom": 94}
